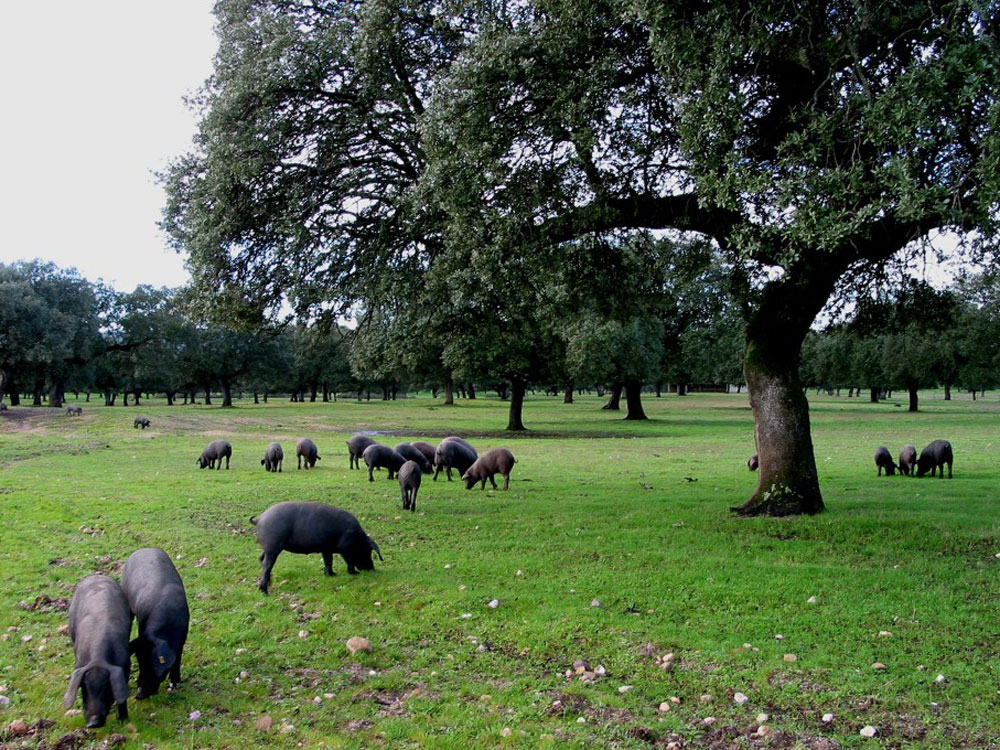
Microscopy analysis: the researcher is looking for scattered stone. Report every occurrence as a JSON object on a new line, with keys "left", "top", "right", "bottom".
{"left": 573, "top": 660, "right": 589, "bottom": 674}
{"left": 516, "top": 570, "right": 523, "bottom": 577}
{"left": 807, "top": 596, "right": 818, "bottom": 604}
{"left": 500, "top": 728, "right": 512, "bottom": 737}
{"left": 346, "top": 636, "right": 371, "bottom": 654}
{"left": 702, "top": 716, "right": 716, "bottom": 726}
{"left": 755, "top": 725, "right": 771, "bottom": 737}
{"left": 591, "top": 599, "right": 602, "bottom": 608}
{"left": 670, "top": 696, "right": 681, "bottom": 704}
{"left": 255, "top": 716, "right": 273, "bottom": 731}
{"left": 872, "top": 662, "right": 887, "bottom": 670}
{"left": 7, "top": 720, "right": 29, "bottom": 736}
{"left": 21, "top": 635, "right": 32, "bottom": 643}
{"left": 783, "top": 653, "right": 797, "bottom": 662}
{"left": 106, "top": 733, "right": 126, "bottom": 746}
{"left": 576, "top": 717, "right": 586, "bottom": 724}
{"left": 58, "top": 625, "right": 70, "bottom": 636}
{"left": 313, "top": 696, "right": 322, "bottom": 704}
{"left": 699, "top": 695, "right": 713, "bottom": 703}
{"left": 458, "top": 585, "right": 467, "bottom": 591}
{"left": 594, "top": 665, "right": 606, "bottom": 677}
{"left": 756, "top": 713, "right": 769, "bottom": 723}
{"left": 324, "top": 693, "right": 334, "bottom": 699}
{"left": 774, "top": 634, "right": 785, "bottom": 641}
{"left": 460, "top": 613, "right": 472, "bottom": 619}
{"left": 618, "top": 685, "right": 633, "bottom": 694}
{"left": 734, "top": 692, "right": 749, "bottom": 704}
{"left": 860, "top": 725, "right": 878, "bottom": 738}
{"left": 878, "top": 630, "right": 892, "bottom": 637}
{"left": 658, "top": 702, "right": 671, "bottom": 713}
{"left": 444, "top": 564, "right": 452, "bottom": 570}
{"left": 935, "top": 674, "right": 946, "bottom": 683}
{"left": 239, "top": 671, "right": 250, "bottom": 679}
{"left": 374, "top": 601, "right": 381, "bottom": 607}
{"left": 822, "top": 712, "right": 834, "bottom": 723}
{"left": 235, "top": 648, "right": 248, "bottom": 655}
{"left": 488, "top": 599, "right": 500, "bottom": 609}
{"left": 743, "top": 642, "right": 752, "bottom": 649}
{"left": 298, "top": 630, "right": 309, "bottom": 639}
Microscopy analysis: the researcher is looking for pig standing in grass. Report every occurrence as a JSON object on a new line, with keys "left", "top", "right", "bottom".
{"left": 411, "top": 440, "right": 436, "bottom": 466}
{"left": 875, "top": 446, "right": 897, "bottom": 476}
{"left": 197, "top": 440, "right": 232, "bottom": 470}
{"left": 916, "top": 439, "right": 953, "bottom": 478}
{"left": 120, "top": 548, "right": 189, "bottom": 699}
{"left": 261, "top": 442, "right": 284, "bottom": 472}
{"left": 346, "top": 435, "right": 377, "bottom": 469}
{"left": 462, "top": 448, "right": 516, "bottom": 490}
{"left": 395, "top": 442, "right": 433, "bottom": 474}
{"left": 398, "top": 460, "right": 422, "bottom": 512}
{"left": 433, "top": 437, "right": 477, "bottom": 481}
{"left": 297, "top": 438, "right": 321, "bottom": 469}
{"left": 363, "top": 444, "right": 407, "bottom": 481}
{"left": 63, "top": 575, "right": 132, "bottom": 728}
{"left": 66, "top": 406, "right": 83, "bottom": 416}
{"left": 898, "top": 444, "right": 917, "bottom": 476}
{"left": 134, "top": 416, "right": 151, "bottom": 429}
{"left": 250, "top": 501, "right": 383, "bottom": 594}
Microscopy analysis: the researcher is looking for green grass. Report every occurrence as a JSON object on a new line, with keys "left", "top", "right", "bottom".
{"left": 1, "top": 391, "right": 999, "bottom": 748}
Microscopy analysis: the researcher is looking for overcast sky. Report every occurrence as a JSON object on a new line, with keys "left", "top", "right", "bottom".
{"left": 0, "top": 1, "right": 217, "bottom": 292}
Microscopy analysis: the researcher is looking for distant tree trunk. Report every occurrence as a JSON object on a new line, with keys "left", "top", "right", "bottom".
{"left": 943, "top": 383, "right": 951, "bottom": 401}
{"left": 623, "top": 380, "right": 647, "bottom": 420}
{"left": 133, "top": 389, "right": 141, "bottom": 406}
{"left": 498, "top": 383, "right": 509, "bottom": 400}
{"left": 221, "top": 379, "right": 234, "bottom": 407}
{"left": 33, "top": 380, "right": 44, "bottom": 406}
{"left": 366, "top": 390, "right": 371, "bottom": 401}
{"left": 263, "top": 390, "right": 269, "bottom": 403}
{"left": 253, "top": 391, "right": 259, "bottom": 404}
{"left": 907, "top": 381, "right": 918, "bottom": 412}
{"left": 443, "top": 381, "right": 454, "bottom": 405}
{"left": 602, "top": 383, "right": 622, "bottom": 410}
{"left": 467, "top": 382, "right": 476, "bottom": 399}
{"left": 6, "top": 373, "right": 20, "bottom": 406}
{"left": 654, "top": 382, "right": 662, "bottom": 397}
{"left": 85, "top": 392, "right": 91, "bottom": 402}
{"left": 676, "top": 383, "right": 688, "bottom": 396}
{"left": 322, "top": 383, "right": 330, "bottom": 402}
{"left": 166, "top": 391, "right": 175, "bottom": 406}
{"left": 971, "top": 389, "right": 977, "bottom": 401}
{"left": 506, "top": 378, "right": 526, "bottom": 431}
{"left": 123, "top": 391, "right": 131, "bottom": 406}
{"left": 204, "top": 386, "right": 212, "bottom": 405}
{"left": 311, "top": 384, "right": 318, "bottom": 402}
{"left": 49, "top": 378, "right": 65, "bottom": 408}
{"left": 870, "top": 386, "right": 880, "bottom": 403}
{"left": 563, "top": 383, "right": 573, "bottom": 404}
{"left": 431, "top": 387, "right": 439, "bottom": 398}
{"left": 391, "top": 385, "right": 398, "bottom": 400}
{"left": 595, "top": 384, "right": 605, "bottom": 397}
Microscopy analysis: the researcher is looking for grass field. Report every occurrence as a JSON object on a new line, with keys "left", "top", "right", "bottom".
{"left": 1, "top": 390, "right": 998, "bottom": 749}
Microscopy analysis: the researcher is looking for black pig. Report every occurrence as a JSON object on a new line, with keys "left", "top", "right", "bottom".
{"left": 395, "top": 442, "right": 433, "bottom": 474}
{"left": 363, "top": 444, "right": 407, "bottom": 481}
{"left": 898, "top": 444, "right": 917, "bottom": 476}
{"left": 398, "top": 460, "right": 422, "bottom": 511}
{"left": 433, "top": 437, "right": 478, "bottom": 481}
{"left": 197, "top": 440, "right": 231, "bottom": 470}
{"left": 916, "top": 440, "right": 953, "bottom": 478}
{"left": 346, "top": 435, "right": 377, "bottom": 469}
{"left": 261, "top": 442, "right": 284, "bottom": 472}
{"left": 462, "top": 448, "right": 516, "bottom": 490}
{"left": 875, "top": 445, "right": 897, "bottom": 476}
{"left": 297, "top": 438, "right": 321, "bottom": 469}
{"left": 250, "top": 502, "right": 383, "bottom": 594}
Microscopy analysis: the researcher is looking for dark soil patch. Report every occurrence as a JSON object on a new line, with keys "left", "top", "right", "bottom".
{"left": 18, "top": 594, "right": 70, "bottom": 613}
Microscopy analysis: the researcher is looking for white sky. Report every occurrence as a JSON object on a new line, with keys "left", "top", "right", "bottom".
{"left": 0, "top": 1, "right": 217, "bottom": 292}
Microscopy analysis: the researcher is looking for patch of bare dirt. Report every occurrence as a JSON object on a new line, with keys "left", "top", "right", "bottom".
{"left": 18, "top": 595, "right": 70, "bottom": 613}
{"left": 352, "top": 684, "right": 428, "bottom": 717}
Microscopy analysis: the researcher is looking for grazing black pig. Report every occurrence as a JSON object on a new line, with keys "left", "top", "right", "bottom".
{"left": 395, "top": 442, "right": 433, "bottom": 474}
{"left": 363, "top": 444, "right": 407, "bottom": 481}
{"left": 250, "top": 501, "right": 383, "bottom": 594}
{"left": 197, "top": 440, "right": 231, "bottom": 470}
{"left": 346, "top": 435, "right": 377, "bottom": 469}
{"left": 134, "top": 416, "right": 151, "bottom": 429}
{"left": 120, "top": 548, "right": 189, "bottom": 699}
{"left": 261, "top": 442, "right": 284, "bottom": 472}
{"left": 297, "top": 438, "right": 321, "bottom": 469}
{"left": 875, "top": 445, "right": 897, "bottom": 476}
{"left": 898, "top": 444, "right": 917, "bottom": 476}
{"left": 411, "top": 440, "right": 436, "bottom": 466}
{"left": 747, "top": 454, "right": 759, "bottom": 471}
{"left": 63, "top": 575, "right": 132, "bottom": 728}
{"left": 433, "top": 437, "right": 478, "bottom": 481}
{"left": 398, "top": 460, "right": 422, "bottom": 512}
{"left": 462, "top": 448, "right": 516, "bottom": 490}
{"left": 916, "top": 439, "right": 953, "bottom": 478}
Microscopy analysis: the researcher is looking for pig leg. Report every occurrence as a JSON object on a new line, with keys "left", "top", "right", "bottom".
{"left": 259, "top": 551, "right": 280, "bottom": 594}
{"left": 502, "top": 473, "right": 509, "bottom": 490}
{"left": 322, "top": 552, "right": 335, "bottom": 576}
{"left": 368, "top": 465, "right": 375, "bottom": 482}
{"left": 388, "top": 469, "right": 396, "bottom": 480}
{"left": 169, "top": 653, "right": 182, "bottom": 686}
{"left": 401, "top": 487, "right": 409, "bottom": 510}
{"left": 489, "top": 474, "right": 498, "bottom": 490}
{"left": 117, "top": 702, "right": 128, "bottom": 722}
{"left": 410, "top": 487, "right": 417, "bottom": 513}
{"left": 225, "top": 454, "right": 230, "bottom": 469}
{"left": 433, "top": 465, "right": 441, "bottom": 481}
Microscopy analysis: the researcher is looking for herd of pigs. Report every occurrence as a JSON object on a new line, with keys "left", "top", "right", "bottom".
{"left": 59, "top": 429, "right": 516, "bottom": 729}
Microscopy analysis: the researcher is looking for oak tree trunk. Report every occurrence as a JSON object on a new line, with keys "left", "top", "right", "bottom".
{"left": 221, "top": 380, "right": 234, "bottom": 407}
{"left": 443, "top": 381, "right": 454, "bottom": 405}
{"left": 506, "top": 378, "right": 526, "bottom": 431}
{"left": 623, "top": 380, "right": 647, "bottom": 420}
{"left": 907, "top": 382, "right": 918, "bottom": 412}
{"left": 563, "top": 383, "right": 573, "bottom": 404}
{"left": 602, "top": 383, "right": 622, "bottom": 410}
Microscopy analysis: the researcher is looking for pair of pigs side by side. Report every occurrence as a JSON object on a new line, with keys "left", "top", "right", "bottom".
{"left": 875, "top": 441, "right": 953, "bottom": 478}
{"left": 251, "top": 501, "right": 383, "bottom": 594}
{"left": 395, "top": 442, "right": 433, "bottom": 474}
{"left": 461, "top": 448, "right": 516, "bottom": 491}
{"left": 197, "top": 440, "right": 232, "bottom": 470}
{"left": 363, "top": 443, "right": 407, "bottom": 481}
{"left": 64, "top": 549, "right": 188, "bottom": 728}
{"left": 433, "top": 437, "right": 477, "bottom": 482}
{"left": 346, "top": 435, "right": 377, "bottom": 469}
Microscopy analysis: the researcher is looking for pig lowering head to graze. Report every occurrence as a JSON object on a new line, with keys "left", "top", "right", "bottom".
{"left": 120, "top": 548, "right": 189, "bottom": 699}
{"left": 363, "top": 443, "right": 407, "bottom": 482}
{"left": 462, "top": 447, "right": 516, "bottom": 490}
{"left": 134, "top": 416, "right": 151, "bottom": 429}
{"left": 875, "top": 445, "right": 897, "bottom": 476}
{"left": 411, "top": 440, "right": 436, "bottom": 466}
{"left": 398, "top": 460, "right": 422, "bottom": 512}
{"left": 395, "top": 442, "right": 433, "bottom": 474}
{"left": 916, "top": 439, "right": 953, "bottom": 478}
{"left": 346, "top": 435, "right": 377, "bottom": 469}
{"left": 898, "top": 444, "right": 917, "bottom": 476}
{"left": 433, "top": 437, "right": 478, "bottom": 481}
{"left": 747, "top": 454, "right": 759, "bottom": 471}
{"left": 64, "top": 575, "right": 132, "bottom": 728}
{"left": 261, "top": 442, "right": 284, "bottom": 472}
{"left": 297, "top": 438, "right": 321, "bottom": 469}
{"left": 250, "top": 501, "right": 383, "bottom": 594}
{"left": 197, "top": 440, "right": 232, "bottom": 470}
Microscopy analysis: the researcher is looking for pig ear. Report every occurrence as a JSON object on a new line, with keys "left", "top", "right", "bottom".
{"left": 63, "top": 668, "right": 85, "bottom": 708}
{"left": 368, "top": 537, "right": 384, "bottom": 562}
{"left": 108, "top": 666, "right": 130, "bottom": 704}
